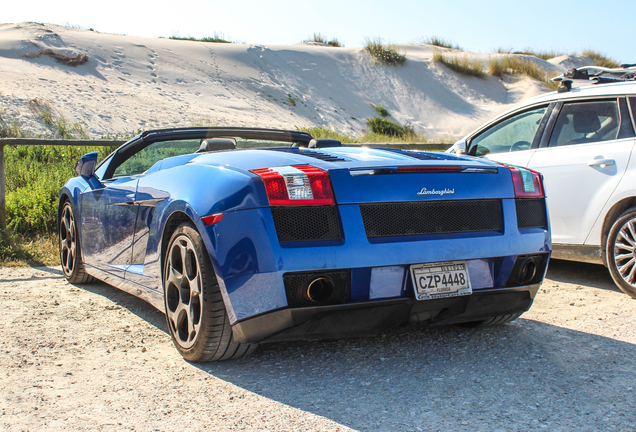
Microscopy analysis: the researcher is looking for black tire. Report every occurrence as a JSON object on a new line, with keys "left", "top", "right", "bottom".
{"left": 606, "top": 207, "right": 636, "bottom": 298}
{"left": 461, "top": 312, "right": 522, "bottom": 328}
{"left": 59, "top": 201, "right": 93, "bottom": 284}
{"left": 163, "top": 223, "right": 257, "bottom": 362}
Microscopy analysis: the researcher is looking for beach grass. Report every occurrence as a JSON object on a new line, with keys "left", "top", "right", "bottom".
{"left": 363, "top": 37, "right": 406, "bottom": 66}
{"left": 511, "top": 49, "right": 566, "bottom": 60}
{"left": 422, "top": 36, "right": 462, "bottom": 50}
{"left": 433, "top": 50, "right": 484, "bottom": 78}
{"left": 303, "top": 33, "right": 343, "bottom": 47}
{"left": 169, "top": 32, "right": 231, "bottom": 43}
{"left": 488, "top": 55, "right": 558, "bottom": 90}
{"left": 581, "top": 50, "right": 620, "bottom": 68}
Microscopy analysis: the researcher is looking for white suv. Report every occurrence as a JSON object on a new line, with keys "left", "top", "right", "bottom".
{"left": 448, "top": 70, "right": 636, "bottom": 297}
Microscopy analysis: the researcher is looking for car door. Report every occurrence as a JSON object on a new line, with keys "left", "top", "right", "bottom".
{"left": 526, "top": 98, "right": 636, "bottom": 245}
{"left": 80, "top": 176, "right": 139, "bottom": 278}
{"left": 112, "top": 139, "right": 201, "bottom": 288}
{"left": 467, "top": 104, "right": 552, "bottom": 167}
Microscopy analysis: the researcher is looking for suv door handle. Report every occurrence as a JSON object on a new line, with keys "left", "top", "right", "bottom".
{"left": 587, "top": 158, "right": 615, "bottom": 167}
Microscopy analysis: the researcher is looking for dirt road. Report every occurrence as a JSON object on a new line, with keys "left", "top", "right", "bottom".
{"left": 1, "top": 260, "right": 635, "bottom": 431}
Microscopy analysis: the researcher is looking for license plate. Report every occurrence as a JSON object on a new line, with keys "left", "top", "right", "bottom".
{"left": 410, "top": 261, "right": 472, "bottom": 300}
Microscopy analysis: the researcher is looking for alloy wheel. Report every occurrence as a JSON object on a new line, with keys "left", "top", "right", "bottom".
{"left": 165, "top": 234, "right": 203, "bottom": 349}
{"left": 60, "top": 205, "right": 77, "bottom": 277}
{"left": 613, "top": 217, "right": 636, "bottom": 287}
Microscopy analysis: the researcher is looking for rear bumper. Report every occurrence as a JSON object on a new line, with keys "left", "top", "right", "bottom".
{"left": 231, "top": 283, "right": 540, "bottom": 344}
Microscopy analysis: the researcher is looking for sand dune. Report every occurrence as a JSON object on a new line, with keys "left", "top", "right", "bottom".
{"left": 0, "top": 22, "right": 576, "bottom": 140}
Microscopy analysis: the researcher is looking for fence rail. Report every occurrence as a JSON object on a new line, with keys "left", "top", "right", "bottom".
{"left": 0, "top": 138, "right": 452, "bottom": 230}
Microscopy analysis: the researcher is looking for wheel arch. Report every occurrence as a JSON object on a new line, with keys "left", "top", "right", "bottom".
{"left": 160, "top": 211, "right": 194, "bottom": 280}
{"left": 601, "top": 197, "right": 636, "bottom": 266}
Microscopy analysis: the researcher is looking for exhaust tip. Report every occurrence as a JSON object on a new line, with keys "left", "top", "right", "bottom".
{"left": 518, "top": 258, "right": 537, "bottom": 284}
{"left": 304, "top": 277, "right": 335, "bottom": 303}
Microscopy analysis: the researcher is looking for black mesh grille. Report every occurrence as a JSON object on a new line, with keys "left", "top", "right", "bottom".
{"left": 267, "top": 147, "right": 350, "bottom": 162}
{"left": 283, "top": 270, "right": 349, "bottom": 307}
{"left": 271, "top": 206, "right": 342, "bottom": 243}
{"left": 360, "top": 199, "right": 503, "bottom": 238}
{"left": 515, "top": 199, "right": 547, "bottom": 229}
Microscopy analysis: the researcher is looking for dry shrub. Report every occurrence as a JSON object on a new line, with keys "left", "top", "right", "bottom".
{"left": 22, "top": 49, "right": 89, "bottom": 66}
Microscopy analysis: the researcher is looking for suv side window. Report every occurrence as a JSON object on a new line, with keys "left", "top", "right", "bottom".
{"left": 548, "top": 100, "right": 619, "bottom": 147}
{"left": 469, "top": 106, "right": 548, "bottom": 156}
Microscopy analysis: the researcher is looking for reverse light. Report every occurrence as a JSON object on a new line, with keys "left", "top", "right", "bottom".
{"left": 510, "top": 167, "right": 544, "bottom": 198}
{"left": 250, "top": 164, "right": 335, "bottom": 206}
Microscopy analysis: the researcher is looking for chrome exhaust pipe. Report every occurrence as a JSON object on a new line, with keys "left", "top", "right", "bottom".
{"left": 303, "top": 277, "right": 335, "bottom": 303}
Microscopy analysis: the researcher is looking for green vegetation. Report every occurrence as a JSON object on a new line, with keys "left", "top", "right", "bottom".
{"left": 287, "top": 94, "right": 297, "bottom": 106}
{"left": 0, "top": 109, "right": 135, "bottom": 264}
{"left": 296, "top": 126, "right": 453, "bottom": 145}
{"left": 363, "top": 37, "right": 406, "bottom": 66}
{"left": 1, "top": 144, "right": 117, "bottom": 265}
{"left": 0, "top": 230, "right": 58, "bottom": 267}
{"left": 422, "top": 36, "right": 461, "bottom": 50}
{"left": 169, "top": 32, "right": 231, "bottom": 43}
{"left": 303, "top": 33, "right": 343, "bottom": 47}
{"left": 367, "top": 117, "right": 413, "bottom": 137}
{"left": 372, "top": 104, "right": 390, "bottom": 117}
{"left": 581, "top": 50, "right": 620, "bottom": 68}
{"left": 5, "top": 144, "right": 117, "bottom": 234}
{"left": 433, "top": 50, "right": 484, "bottom": 78}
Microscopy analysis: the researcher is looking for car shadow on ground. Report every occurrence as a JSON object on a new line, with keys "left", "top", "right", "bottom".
{"left": 546, "top": 259, "right": 622, "bottom": 293}
{"left": 197, "top": 319, "right": 634, "bottom": 431}
{"left": 70, "top": 279, "right": 169, "bottom": 334}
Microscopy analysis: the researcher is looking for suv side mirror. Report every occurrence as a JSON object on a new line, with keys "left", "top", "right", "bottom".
{"left": 453, "top": 140, "right": 467, "bottom": 155}
{"left": 75, "top": 152, "right": 98, "bottom": 179}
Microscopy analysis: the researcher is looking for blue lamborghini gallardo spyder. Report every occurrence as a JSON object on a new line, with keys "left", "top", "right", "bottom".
{"left": 59, "top": 127, "right": 551, "bottom": 361}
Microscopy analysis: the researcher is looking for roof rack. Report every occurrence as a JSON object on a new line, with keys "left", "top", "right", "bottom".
{"left": 551, "top": 65, "right": 636, "bottom": 93}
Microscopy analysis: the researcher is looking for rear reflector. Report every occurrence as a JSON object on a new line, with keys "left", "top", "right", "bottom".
{"left": 250, "top": 165, "right": 335, "bottom": 206}
{"left": 510, "top": 167, "right": 544, "bottom": 198}
{"left": 201, "top": 213, "right": 224, "bottom": 226}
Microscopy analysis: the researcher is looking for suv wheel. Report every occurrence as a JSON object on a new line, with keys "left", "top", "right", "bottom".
{"left": 606, "top": 207, "right": 636, "bottom": 298}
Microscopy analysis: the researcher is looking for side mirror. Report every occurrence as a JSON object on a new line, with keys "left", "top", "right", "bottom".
{"left": 75, "top": 152, "right": 98, "bottom": 179}
{"left": 450, "top": 140, "right": 467, "bottom": 155}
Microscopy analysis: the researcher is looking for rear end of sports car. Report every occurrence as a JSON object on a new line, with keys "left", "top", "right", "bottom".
{"left": 202, "top": 147, "right": 551, "bottom": 344}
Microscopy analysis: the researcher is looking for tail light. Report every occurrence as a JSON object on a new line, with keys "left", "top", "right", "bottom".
{"left": 510, "top": 167, "right": 544, "bottom": 198}
{"left": 250, "top": 165, "right": 335, "bottom": 206}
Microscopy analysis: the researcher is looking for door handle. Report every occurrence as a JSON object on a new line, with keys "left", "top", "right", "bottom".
{"left": 587, "top": 158, "right": 615, "bottom": 167}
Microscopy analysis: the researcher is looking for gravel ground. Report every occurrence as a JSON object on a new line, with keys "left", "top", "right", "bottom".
{"left": 1, "top": 259, "right": 635, "bottom": 431}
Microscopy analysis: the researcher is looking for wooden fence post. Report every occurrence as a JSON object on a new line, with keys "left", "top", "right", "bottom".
{"left": 0, "top": 143, "right": 5, "bottom": 230}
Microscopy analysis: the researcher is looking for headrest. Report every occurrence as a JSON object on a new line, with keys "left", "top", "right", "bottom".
{"left": 307, "top": 139, "right": 343, "bottom": 148}
{"left": 573, "top": 110, "right": 601, "bottom": 134}
{"left": 196, "top": 138, "right": 236, "bottom": 153}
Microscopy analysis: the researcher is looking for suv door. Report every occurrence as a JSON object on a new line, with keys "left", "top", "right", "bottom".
{"left": 467, "top": 104, "right": 552, "bottom": 166}
{"left": 526, "top": 98, "right": 636, "bottom": 245}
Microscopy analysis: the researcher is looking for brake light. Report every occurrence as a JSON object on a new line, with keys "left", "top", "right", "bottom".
{"left": 510, "top": 167, "right": 544, "bottom": 198}
{"left": 250, "top": 165, "right": 335, "bottom": 206}
{"left": 397, "top": 166, "right": 462, "bottom": 172}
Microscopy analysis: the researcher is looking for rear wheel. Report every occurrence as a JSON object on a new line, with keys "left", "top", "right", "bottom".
{"left": 606, "top": 207, "right": 636, "bottom": 298}
{"left": 59, "top": 201, "right": 93, "bottom": 284}
{"left": 461, "top": 312, "right": 522, "bottom": 328}
{"left": 163, "top": 223, "right": 257, "bottom": 361}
